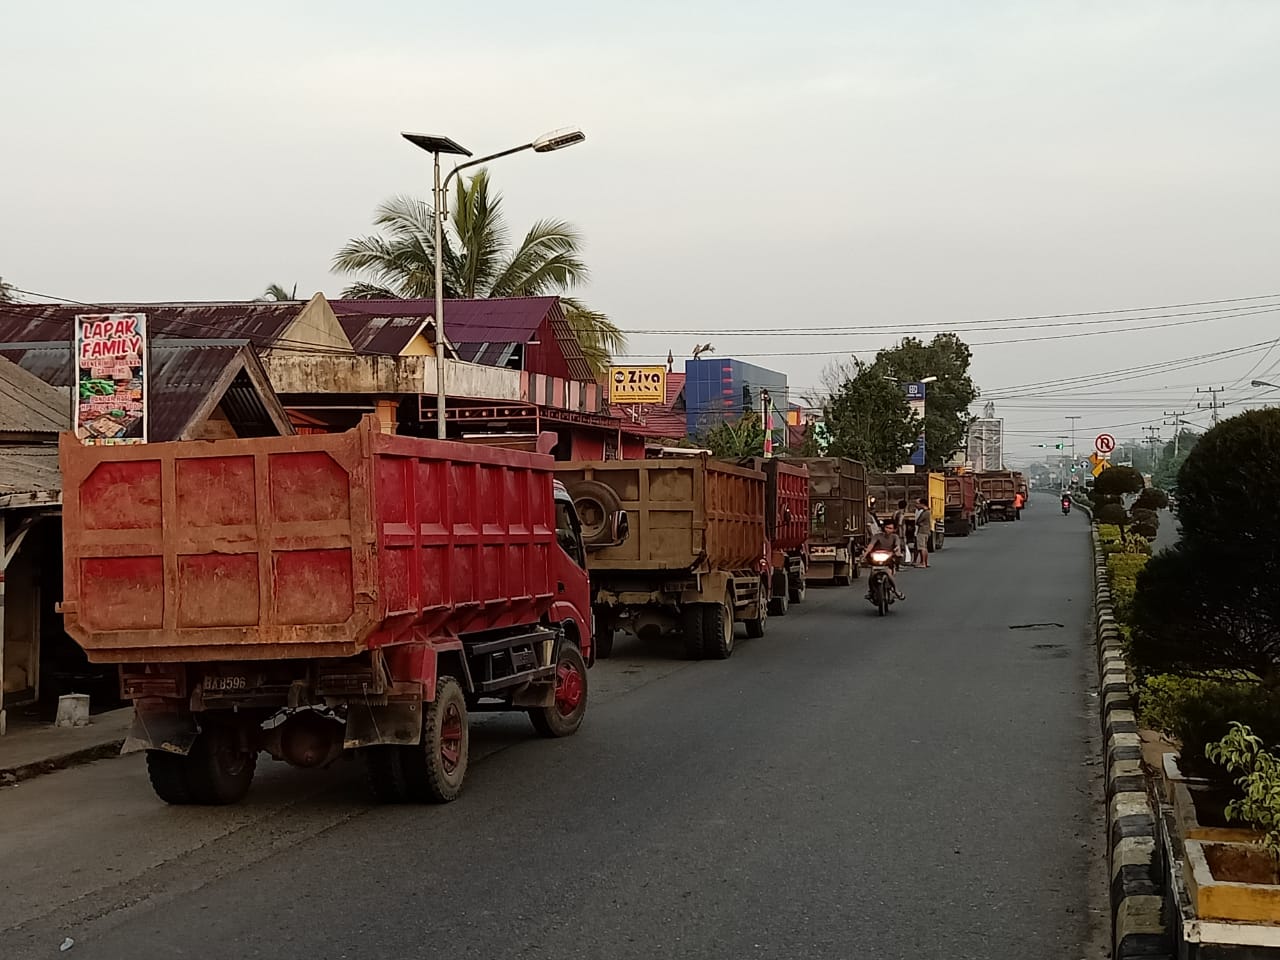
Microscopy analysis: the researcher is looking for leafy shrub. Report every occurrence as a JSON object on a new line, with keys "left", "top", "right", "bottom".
{"left": 1097, "top": 503, "right": 1129, "bottom": 526}
{"left": 1135, "top": 488, "right": 1170, "bottom": 510}
{"left": 1098, "top": 523, "right": 1124, "bottom": 543}
{"left": 1206, "top": 723, "right": 1280, "bottom": 863}
{"left": 1094, "top": 465, "right": 1146, "bottom": 496}
{"left": 1139, "top": 676, "right": 1280, "bottom": 775}
{"left": 1129, "top": 507, "right": 1160, "bottom": 526}
{"left": 1130, "top": 520, "right": 1159, "bottom": 540}
{"left": 1093, "top": 493, "right": 1123, "bottom": 508}
{"left": 1108, "top": 553, "right": 1148, "bottom": 624}
{"left": 1121, "top": 534, "right": 1153, "bottom": 556}
{"left": 1131, "top": 544, "right": 1280, "bottom": 681}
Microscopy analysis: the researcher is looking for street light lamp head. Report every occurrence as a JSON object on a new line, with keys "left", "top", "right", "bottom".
{"left": 532, "top": 128, "right": 586, "bottom": 153}
{"left": 1251, "top": 379, "right": 1280, "bottom": 389}
{"left": 919, "top": 376, "right": 939, "bottom": 384}
{"left": 400, "top": 132, "right": 472, "bottom": 157}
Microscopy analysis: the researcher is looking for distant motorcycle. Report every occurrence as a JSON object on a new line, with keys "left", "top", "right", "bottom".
{"left": 1061, "top": 496, "right": 1071, "bottom": 516}
{"left": 865, "top": 549, "right": 898, "bottom": 616}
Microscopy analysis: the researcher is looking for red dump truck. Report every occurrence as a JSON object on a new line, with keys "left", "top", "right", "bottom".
{"left": 976, "top": 470, "right": 1020, "bottom": 521}
{"left": 945, "top": 473, "right": 976, "bottom": 536}
{"left": 554, "top": 457, "right": 768, "bottom": 661}
{"left": 795, "top": 457, "right": 867, "bottom": 586}
{"left": 735, "top": 457, "right": 810, "bottom": 615}
{"left": 59, "top": 418, "right": 595, "bottom": 806}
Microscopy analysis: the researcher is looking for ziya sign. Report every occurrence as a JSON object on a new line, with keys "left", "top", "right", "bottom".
{"left": 609, "top": 365, "right": 666, "bottom": 405}
{"left": 74, "top": 313, "right": 148, "bottom": 444}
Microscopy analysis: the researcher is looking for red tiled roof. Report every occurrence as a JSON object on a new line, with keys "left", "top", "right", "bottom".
{"left": 608, "top": 371, "right": 687, "bottom": 439}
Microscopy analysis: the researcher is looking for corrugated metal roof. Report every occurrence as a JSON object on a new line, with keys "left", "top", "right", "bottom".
{"left": 0, "top": 340, "right": 290, "bottom": 442}
{"left": 0, "top": 301, "right": 309, "bottom": 348}
{"left": 331, "top": 297, "right": 595, "bottom": 381}
{"left": 0, "top": 354, "right": 69, "bottom": 434}
{"left": 339, "top": 314, "right": 432, "bottom": 355}
{"left": 0, "top": 446, "right": 62, "bottom": 495}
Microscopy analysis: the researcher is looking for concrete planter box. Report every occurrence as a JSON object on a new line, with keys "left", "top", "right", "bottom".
{"left": 1184, "top": 839, "right": 1280, "bottom": 923}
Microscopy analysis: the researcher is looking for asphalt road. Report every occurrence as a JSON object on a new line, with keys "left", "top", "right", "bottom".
{"left": 1, "top": 505, "right": 1106, "bottom": 959}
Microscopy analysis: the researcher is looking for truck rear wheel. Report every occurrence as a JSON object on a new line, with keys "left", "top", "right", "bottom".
{"left": 744, "top": 582, "right": 767, "bottom": 639}
{"left": 769, "top": 569, "right": 789, "bottom": 617}
{"left": 593, "top": 620, "right": 615, "bottom": 660}
{"left": 530, "top": 642, "right": 588, "bottom": 738}
{"left": 789, "top": 562, "right": 806, "bottom": 604}
{"left": 682, "top": 604, "right": 705, "bottom": 660}
{"left": 701, "top": 595, "right": 734, "bottom": 659}
{"left": 402, "top": 677, "right": 469, "bottom": 803}
{"left": 148, "top": 726, "right": 257, "bottom": 805}
{"left": 364, "top": 746, "right": 409, "bottom": 803}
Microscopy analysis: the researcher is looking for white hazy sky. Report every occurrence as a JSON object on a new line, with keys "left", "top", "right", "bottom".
{"left": 3, "top": 0, "right": 1279, "bottom": 464}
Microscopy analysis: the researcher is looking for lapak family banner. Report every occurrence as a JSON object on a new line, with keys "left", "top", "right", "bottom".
{"left": 74, "top": 313, "right": 148, "bottom": 444}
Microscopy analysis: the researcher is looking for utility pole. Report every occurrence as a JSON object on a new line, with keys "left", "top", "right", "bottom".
{"left": 1142, "top": 425, "right": 1161, "bottom": 470}
{"left": 1065, "top": 416, "right": 1081, "bottom": 485}
{"left": 1163, "top": 410, "right": 1189, "bottom": 457}
{"left": 1196, "top": 386, "right": 1225, "bottom": 426}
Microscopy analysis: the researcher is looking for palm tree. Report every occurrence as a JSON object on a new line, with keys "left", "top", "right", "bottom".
{"left": 332, "top": 169, "right": 624, "bottom": 374}
{"left": 259, "top": 283, "right": 298, "bottom": 301}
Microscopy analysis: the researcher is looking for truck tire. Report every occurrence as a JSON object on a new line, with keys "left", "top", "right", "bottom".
{"left": 682, "top": 604, "right": 705, "bottom": 660}
{"left": 162, "top": 726, "right": 256, "bottom": 805}
{"left": 364, "top": 746, "right": 409, "bottom": 803}
{"left": 744, "top": 582, "right": 767, "bottom": 639}
{"left": 402, "top": 677, "right": 469, "bottom": 803}
{"left": 701, "top": 595, "right": 734, "bottom": 659}
{"left": 566, "top": 480, "right": 622, "bottom": 545}
{"left": 834, "top": 569, "right": 852, "bottom": 587}
{"left": 593, "top": 620, "right": 615, "bottom": 660}
{"left": 789, "top": 562, "right": 806, "bottom": 604}
{"left": 769, "top": 569, "right": 789, "bottom": 617}
{"left": 146, "top": 750, "right": 196, "bottom": 805}
{"left": 530, "top": 641, "right": 588, "bottom": 738}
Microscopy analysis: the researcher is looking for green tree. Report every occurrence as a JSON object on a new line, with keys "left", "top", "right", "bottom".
{"left": 699, "top": 412, "right": 766, "bottom": 458}
{"left": 1131, "top": 409, "right": 1280, "bottom": 684}
{"left": 259, "top": 283, "right": 298, "bottom": 301}
{"left": 1092, "top": 464, "right": 1145, "bottom": 497}
{"left": 823, "top": 359, "right": 921, "bottom": 470}
{"left": 1153, "top": 430, "right": 1200, "bottom": 491}
{"left": 870, "top": 333, "right": 978, "bottom": 469}
{"left": 332, "top": 170, "right": 623, "bottom": 375}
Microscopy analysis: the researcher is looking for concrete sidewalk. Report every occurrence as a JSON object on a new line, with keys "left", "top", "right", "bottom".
{"left": 0, "top": 707, "right": 131, "bottom": 785}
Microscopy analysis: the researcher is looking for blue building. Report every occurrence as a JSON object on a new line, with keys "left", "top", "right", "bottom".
{"left": 684, "top": 358, "right": 789, "bottom": 438}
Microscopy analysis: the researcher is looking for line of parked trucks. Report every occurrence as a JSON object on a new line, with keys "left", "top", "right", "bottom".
{"left": 56, "top": 419, "right": 1028, "bottom": 807}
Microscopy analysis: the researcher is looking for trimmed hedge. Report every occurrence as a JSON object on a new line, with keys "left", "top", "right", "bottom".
{"left": 1108, "top": 553, "right": 1149, "bottom": 625}
{"left": 1138, "top": 674, "right": 1280, "bottom": 774}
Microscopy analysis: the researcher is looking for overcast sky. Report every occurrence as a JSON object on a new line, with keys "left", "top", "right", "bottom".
{"left": 3, "top": 0, "right": 1279, "bottom": 465}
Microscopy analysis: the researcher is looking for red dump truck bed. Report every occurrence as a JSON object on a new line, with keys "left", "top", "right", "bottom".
{"left": 733, "top": 457, "right": 809, "bottom": 552}
{"left": 60, "top": 419, "right": 568, "bottom": 664}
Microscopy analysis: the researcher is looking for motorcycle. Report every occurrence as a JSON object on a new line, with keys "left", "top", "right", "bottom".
{"left": 865, "top": 549, "right": 898, "bottom": 616}
{"left": 1061, "top": 496, "right": 1071, "bottom": 516}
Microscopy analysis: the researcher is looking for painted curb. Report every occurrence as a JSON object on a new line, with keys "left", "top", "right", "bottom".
{"left": 1091, "top": 526, "right": 1173, "bottom": 959}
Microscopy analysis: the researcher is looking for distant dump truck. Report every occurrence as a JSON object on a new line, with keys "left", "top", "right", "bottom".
{"left": 735, "top": 457, "right": 810, "bottom": 615}
{"left": 795, "top": 457, "right": 867, "bottom": 586}
{"left": 945, "top": 473, "right": 976, "bottom": 536}
{"left": 867, "top": 472, "right": 947, "bottom": 550}
{"left": 60, "top": 419, "right": 594, "bottom": 806}
{"left": 554, "top": 456, "right": 768, "bottom": 661}
{"left": 977, "top": 470, "right": 1020, "bottom": 520}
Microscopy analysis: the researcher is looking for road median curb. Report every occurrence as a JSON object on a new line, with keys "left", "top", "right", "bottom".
{"left": 1090, "top": 525, "right": 1173, "bottom": 960}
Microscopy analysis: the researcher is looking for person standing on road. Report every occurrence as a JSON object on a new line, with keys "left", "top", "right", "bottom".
{"left": 913, "top": 497, "right": 932, "bottom": 568}
{"left": 1014, "top": 490, "right": 1026, "bottom": 519}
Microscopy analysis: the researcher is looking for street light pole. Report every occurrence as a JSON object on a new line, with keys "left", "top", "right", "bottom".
{"left": 1066, "top": 416, "right": 1081, "bottom": 485}
{"left": 402, "top": 128, "right": 586, "bottom": 439}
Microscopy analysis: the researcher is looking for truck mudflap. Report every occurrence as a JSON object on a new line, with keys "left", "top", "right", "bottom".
{"left": 344, "top": 697, "right": 424, "bottom": 749}
{"left": 125, "top": 701, "right": 200, "bottom": 756}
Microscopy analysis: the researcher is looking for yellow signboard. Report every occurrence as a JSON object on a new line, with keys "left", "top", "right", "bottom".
{"left": 1091, "top": 456, "right": 1110, "bottom": 478}
{"left": 609, "top": 365, "right": 667, "bottom": 405}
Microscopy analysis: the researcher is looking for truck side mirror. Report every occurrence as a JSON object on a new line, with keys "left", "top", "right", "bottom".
{"left": 612, "top": 510, "right": 630, "bottom": 544}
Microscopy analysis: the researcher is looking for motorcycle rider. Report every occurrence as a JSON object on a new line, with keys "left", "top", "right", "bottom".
{"left": 860, "top": 517, "right": 907, "bottom": 601}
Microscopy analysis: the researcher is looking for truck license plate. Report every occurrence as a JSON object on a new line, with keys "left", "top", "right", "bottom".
{"left": 811, "top": 547, "right": 836, "bottom": 559}
{"left": 203, "top": 675, "right": 248, "bottom": 693}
